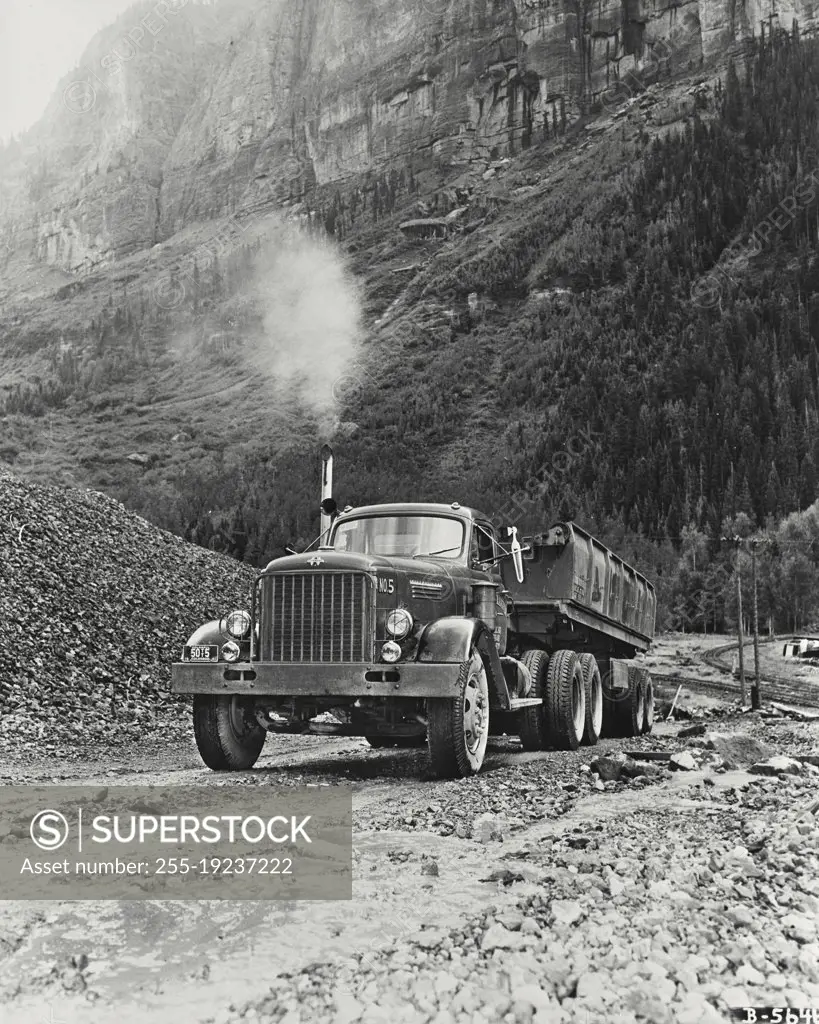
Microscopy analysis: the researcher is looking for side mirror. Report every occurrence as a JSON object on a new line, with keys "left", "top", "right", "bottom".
{"left": 320, "top": 497, "right": 338, "bottom": 517}
{"left": 508, "top": 526, "right": 525, "bottom": 584}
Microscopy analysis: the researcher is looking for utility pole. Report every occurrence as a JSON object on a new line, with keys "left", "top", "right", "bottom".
{"left": 723, "top": 534, "right": 747, "bottom": 706}
{"left": 735, "top": 555, "right": 747, "bottom": 706}
{"left": 751, "top": 539, "right": 761, "bottom": 710}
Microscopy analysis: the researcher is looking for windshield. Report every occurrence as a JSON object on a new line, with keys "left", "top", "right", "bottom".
{"left": 332, "top": 515, "right": 466, "bottom": 559}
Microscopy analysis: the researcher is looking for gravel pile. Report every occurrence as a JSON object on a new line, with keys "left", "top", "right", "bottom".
{"left": 0, "top": 472, "right": 255, "bottom": 753}
{"left": 223, "top": 757, "right": 819, "bottom": 1024}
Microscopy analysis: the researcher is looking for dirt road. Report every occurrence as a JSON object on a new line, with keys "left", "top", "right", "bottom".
{"left": 1, "top": 713, "right": 818, "bottom": 1024}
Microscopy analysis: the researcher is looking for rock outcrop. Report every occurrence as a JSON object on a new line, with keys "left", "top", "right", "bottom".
{"left": 1, "top": 0, "right": 816, "bottom": 277}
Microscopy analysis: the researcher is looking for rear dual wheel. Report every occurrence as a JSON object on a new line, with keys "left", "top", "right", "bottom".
{"left": 642, "top": 674, "right": 655, "bottom": 735}
{"left": 519, "top": 650, "right": 600, "bottom": 750}
{"left": 608, "top": 668, "right": 652, "bottom": 738}
{"left": 545, "top": 650, "right": 586, "bottom": 750}
{"left": 624, "top": 676, "right": 645, "bottom": 737}
{"left": 518, "top": 650, "right": 550, "bottom": 751}
{"left": 578, "top": 653, "right": 603, "bottom": 746}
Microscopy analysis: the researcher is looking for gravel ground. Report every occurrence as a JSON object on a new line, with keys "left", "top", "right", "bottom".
{"left": 224, "top": 737, "right": 819, "bottom": 1024}
{"left": 1, "top": 717, "right": 817, "bottom": 1024}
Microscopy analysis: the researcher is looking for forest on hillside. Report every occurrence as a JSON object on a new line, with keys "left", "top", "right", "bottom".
{"left": 5, "top": 27, "right": 819, "bottom": 633}
{"left": 188, "top": 28, "right": 819, "bottom": 633}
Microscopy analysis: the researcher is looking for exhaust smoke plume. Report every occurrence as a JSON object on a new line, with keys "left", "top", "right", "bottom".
{"left": 251, "top": 220, "right": 363, "bottom": 436}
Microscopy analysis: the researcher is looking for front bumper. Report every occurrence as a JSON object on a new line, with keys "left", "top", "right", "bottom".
{"left": 171, "top": 661, "right": 463, "bottom": 698}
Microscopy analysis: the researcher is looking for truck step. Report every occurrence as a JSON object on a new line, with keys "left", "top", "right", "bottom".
{"left": 508, "top": 697, "right": 545, "bottom": 710}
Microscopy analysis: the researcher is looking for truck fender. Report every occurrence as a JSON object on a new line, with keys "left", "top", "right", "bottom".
{"left": 416, "top": 617, "right": 511, "bottom": 711}
{"left": 184, "top": 620, "right": 227, "bottom": 648}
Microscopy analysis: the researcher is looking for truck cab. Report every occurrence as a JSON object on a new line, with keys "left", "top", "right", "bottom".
{"left": 173, "top": 500, "right": 530, "bottom": 777}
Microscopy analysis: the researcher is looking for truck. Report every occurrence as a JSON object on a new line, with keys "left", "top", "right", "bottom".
{"left": 171, "top": 447, "right": 656, "bottom": 777}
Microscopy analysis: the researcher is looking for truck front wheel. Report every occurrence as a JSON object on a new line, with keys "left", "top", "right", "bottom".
{"left": 545, "top": 650, "right": 586, "bottom": 750}
{"left": 193, "top": 694, "right": 267, "bottom": 770}
{"left": 427, "top": 650, "right": 489, "bottom": 778}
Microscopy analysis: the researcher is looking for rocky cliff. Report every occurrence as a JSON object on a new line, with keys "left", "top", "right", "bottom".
{"left": 0, "top": 0, "right": 816, "bottom": 278}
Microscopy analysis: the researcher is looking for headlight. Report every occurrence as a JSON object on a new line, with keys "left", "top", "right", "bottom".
{"left": 225, "top": 609, "right": 251, "bottom": 639}
{"left": 220, "top": 640, "right": 241, "bottom": 662}
{"left": 381, "top": 640, "right": 402, "bottom": 663}
{"left": 386, "top": 608, "right": 413, "bottom": 639}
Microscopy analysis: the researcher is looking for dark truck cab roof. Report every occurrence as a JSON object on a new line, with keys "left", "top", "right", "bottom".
{"left": 330, "top": 501, "right": 484, "bottom": 524}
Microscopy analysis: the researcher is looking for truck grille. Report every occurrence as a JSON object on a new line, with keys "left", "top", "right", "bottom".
{"left": 259, "top": 572, "right": 372, "bottom": 662}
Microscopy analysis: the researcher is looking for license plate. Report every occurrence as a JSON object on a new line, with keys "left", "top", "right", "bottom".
{"left": 185, "top": 645, "right": 219, "bottom": 662}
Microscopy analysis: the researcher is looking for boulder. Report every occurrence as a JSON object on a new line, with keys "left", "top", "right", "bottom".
{"left": 621, "top": 759, "right": 662, "bottom": 779}
{"left": 551, "top": 899, "right": 583, "bottom": 925}
{"left": 702, "top": 733, "right": 773, "bottom": 765}
{"left": 679, "top": 723, "right": 707, "bottom": 737}
{"left": 481, "top": 923, "right": 526, "bottom": 951}
{"left": 591, "top": 754, "right": 626, "bottom": 781}
{"left": 749, "top": 757, "right": 803, "bottom": 777}
{"left": 472, "top": 813, "right": 505, "bottom": 843}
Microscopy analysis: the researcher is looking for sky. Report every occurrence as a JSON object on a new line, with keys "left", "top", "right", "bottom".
{"left": 0, "top": 0, "right": 139, "bottom": 141}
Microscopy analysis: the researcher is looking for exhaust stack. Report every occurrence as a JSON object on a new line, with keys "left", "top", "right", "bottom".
{"left": 320, "top": 444, "right": 335, "bottom": 541}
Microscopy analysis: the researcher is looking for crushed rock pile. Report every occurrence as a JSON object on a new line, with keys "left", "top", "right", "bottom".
{"left": 0, "top": 472, "right": 255, "bottom": 751}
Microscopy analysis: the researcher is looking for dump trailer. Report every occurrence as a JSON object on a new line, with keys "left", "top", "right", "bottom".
{"left": 500, "top": 522, "right": 656, "bottom": 748}
{"left": 171, "top": 448, "right": 656, "bottom": 778}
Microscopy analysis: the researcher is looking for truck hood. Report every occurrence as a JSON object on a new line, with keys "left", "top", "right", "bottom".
{"left": 262, "top": 550, "right": 456, "bottom": 576}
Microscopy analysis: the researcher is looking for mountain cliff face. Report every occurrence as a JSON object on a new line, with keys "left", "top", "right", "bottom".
{"left": 1, "top": 0, "right": 815, "bottom": 280}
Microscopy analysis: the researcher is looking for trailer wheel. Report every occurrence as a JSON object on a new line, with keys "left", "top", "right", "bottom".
{"left": 545, "top": 650, "right": 586, "bottom": 750}
{"left": 427, "top": 649, "right": 489, "bottom": 778}
{"left": 641, "top": 674, "right": 655, "bottom": 735}
{"left": 614, "top": 671, "right": 645, "bottom": 738}
{"left": 193, "top": 694, "right": 267, "bottom": 770}
{"left": 517, "top": 650, "right": 550, "bottom": 751}
{"left": 578, "top": 653, "right": 603, "bottom": 746}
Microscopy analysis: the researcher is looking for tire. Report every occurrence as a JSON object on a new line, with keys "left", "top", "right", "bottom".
{"left": 578, "top": 653, "right": 603, "bottom": 746}
{"left": 427, "top": 649, "right": 490, "bottom": 778}
{"left": 544, "top": 650, "right": 586, "bottom": 750}
{"left": 193, "top": 694, "right": 267, "bottom": 770}
{"left": 518, "top": 650, "right": 550, "bottom": 751}
{"left": 641, "top": 673, "right": 655, "bottom": 735}
{"left": 615, "top": 669, "right": 645, "bottom": 738}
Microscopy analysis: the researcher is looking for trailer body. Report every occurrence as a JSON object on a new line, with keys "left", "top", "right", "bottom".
{"left": 509, "top": 522, "right": 655, "bottom": 646}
